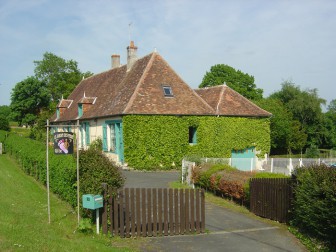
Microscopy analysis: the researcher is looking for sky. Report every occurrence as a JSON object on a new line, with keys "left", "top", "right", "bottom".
{"left": 0, "top": 0, "right": 335, "bottom": 108}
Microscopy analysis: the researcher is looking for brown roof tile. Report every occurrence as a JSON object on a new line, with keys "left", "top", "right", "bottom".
{"left": 195, "top": 85, "right": 272, "bottom": 117}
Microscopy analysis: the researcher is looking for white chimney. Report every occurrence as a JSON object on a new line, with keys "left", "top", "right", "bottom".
{"left": 111, "top": 54, "right": 120, "bottom": 69}
{"left": 127, "top": 41, "right": 138, "bottom": 71}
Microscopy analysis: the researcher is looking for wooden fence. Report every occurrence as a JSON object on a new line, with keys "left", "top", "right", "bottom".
{"left": 250, "top": 178, "right": 293, "bottom": 223}
{"left": 101, "top": 185, "right": 205, "bottom": 237}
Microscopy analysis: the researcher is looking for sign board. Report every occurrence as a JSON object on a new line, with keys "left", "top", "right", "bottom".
{"left": 54, "top": 132, "right": 74, "bottom": 154}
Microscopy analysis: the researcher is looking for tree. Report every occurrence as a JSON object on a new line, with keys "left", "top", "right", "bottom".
{"left": 270, "top": 81, "right": 326, "bottom": 147}
{"left": 256, "top": 98, "right": 307, "bottom": 154}
{"left": 321, "top": 99, "right": 336, "bottom": 149}
{"left": 199, "top": 64, "right": 263, "bottom": 100}
{"left": 34, "top": 52, "right": 92, "bottom": 102}
{"left": 0, "top": 115, "right": 10, "bottom": 131}
{"left": 0, "top": 105, "right": 11, "bottom": 118}
{"left": 10, "top": 76, "right": 50, "bottom": 127}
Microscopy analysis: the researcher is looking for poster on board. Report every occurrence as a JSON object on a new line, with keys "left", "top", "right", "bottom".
{"left": 54, "top": 132, "right": 74, "bottom": 154}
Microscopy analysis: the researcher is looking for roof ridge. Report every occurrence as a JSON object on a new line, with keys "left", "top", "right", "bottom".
{"left": 123, "top": 52, "right": 156, "bottom": 114}
{"left": 216, "top": 85, "right": 226, "bottom": 115}
{"left": 224, "top": 85, "right": 272, "bottom": 116}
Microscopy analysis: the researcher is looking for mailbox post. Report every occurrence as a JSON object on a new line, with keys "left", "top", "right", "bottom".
{"left": 82, "top": 194, "right": 103, "bottom": 234}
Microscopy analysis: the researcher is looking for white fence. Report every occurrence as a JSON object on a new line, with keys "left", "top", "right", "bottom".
{"left": 181, "top": 157, "right": 336, "bottom": 186}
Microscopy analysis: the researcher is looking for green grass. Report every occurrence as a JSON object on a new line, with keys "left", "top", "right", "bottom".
{"left": 0, "top": 154, "right": 144, "bottom": 252}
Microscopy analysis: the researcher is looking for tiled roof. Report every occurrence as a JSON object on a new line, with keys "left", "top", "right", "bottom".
{"left": 51, "top": 52, "right": 215, "bottom": 122}
{"left": 195, "top": 85, "right": 272, "bottom": 117}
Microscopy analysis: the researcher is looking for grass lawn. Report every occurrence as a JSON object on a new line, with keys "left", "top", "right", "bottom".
{"left": 0, "top": 154, "right": 144, "bottom": 252}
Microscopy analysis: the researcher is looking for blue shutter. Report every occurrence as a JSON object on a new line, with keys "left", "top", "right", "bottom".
{"left": 193, "top": 128, "right": 197, "bottom": 144}
{"left": 78, "top": 104, "right": 83, "bottom": 117}
{"left": 85, "top": 122, "right": 90, "bottom": 145}
{"left": 102, "top": 124, "right": 107, "bottom": 151}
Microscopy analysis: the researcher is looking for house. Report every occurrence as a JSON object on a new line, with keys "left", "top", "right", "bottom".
{"left": 51, "top": 41, "right": 271, "bottom": 169}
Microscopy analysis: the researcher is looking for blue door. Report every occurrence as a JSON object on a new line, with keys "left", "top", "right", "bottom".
{"left": 103, "top": 120, "right": 124, "bottom": 163}
{"left": 231, "top": 147, "right": 256, "bottom": 171}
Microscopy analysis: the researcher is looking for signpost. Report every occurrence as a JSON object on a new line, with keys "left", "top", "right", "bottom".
{"left": 46, "top": 120, "right": 80, "bottom": 225}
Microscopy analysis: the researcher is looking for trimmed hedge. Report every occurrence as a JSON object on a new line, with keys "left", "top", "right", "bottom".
{"left": 123, "top": 115, "right": 270, "bottom": 170}
{"left": 4, "top": 133, "right": 124, "bottom": 208}
{"left": 192, "top": 163, "right": 289, "bottom": 204}
{"left": 291, "top": 165, "right": 336, "bottom": 250}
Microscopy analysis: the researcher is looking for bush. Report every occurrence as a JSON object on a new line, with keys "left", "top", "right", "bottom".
{"left": 192, "top": 163, "right": 255, "bottom": 203}
{"left": 79, "top": 147, "right": 124, "bottom": 196}
{"left": 291, "top": 165, "right": 336, "bottom": 250}
{"left": 0, "top": 115, "right": 10, "bottom": 131}
{"left": 4, "top": 133, "right": 124, "bottom": 210}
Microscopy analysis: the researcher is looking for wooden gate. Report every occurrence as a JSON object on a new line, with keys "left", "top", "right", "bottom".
{"left": 101, "top": 185, "right": 205, "bottom": 237}
{"left": 250, "top": 178, "right": 293, "bottom": 223}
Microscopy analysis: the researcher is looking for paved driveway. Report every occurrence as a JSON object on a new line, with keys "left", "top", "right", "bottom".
{"left": 122, "top": 170, "right": 306, "bottom": 252}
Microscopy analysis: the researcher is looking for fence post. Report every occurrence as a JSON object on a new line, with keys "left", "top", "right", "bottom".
{"left": 101, "top": 183, "right": 108, "bottom": 234}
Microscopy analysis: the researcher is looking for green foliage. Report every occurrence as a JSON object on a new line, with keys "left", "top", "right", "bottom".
{"left": 256, "top": 98, "right": 307, "bottom": 154}
{"left": 199, "top": 64, "right": 263, "bottom": 100}
{"left": 4, "top": 133, "right": 124, "bottom": 209}
{"left": 291, "top": 165, "right": 336, "bottom": 250}
{"left": 123, "top": 115, "right": 270, "bottom": 170}
{"left": 0, "top": 105, "right": 11, "bottom": 118}
{"left": 79, "top": 147, "right": 124, "bottom": 196}
{"left": 0, "top": 115, "right": 10, "bottom": 131}
{"left": 5, "top": 133, "right": 77, "bottom": 206}
{"left": 34, "top": 52, "right": 93, "bottom": 102}
{"left": 77, "top": 218, "right": 94, "bottom": 234}
{"left": 10, "top": 76, "right": 50, "bottom": 127}
{"left": 305, "top": 145, "right": 320, "bottom": 158}
{"left": 270, "top": 81, "right": 326, "bottom": 147}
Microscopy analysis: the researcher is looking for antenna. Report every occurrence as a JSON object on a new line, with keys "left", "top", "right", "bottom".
{"left": 128, "top": 22, "right": 132, "bottom": 41}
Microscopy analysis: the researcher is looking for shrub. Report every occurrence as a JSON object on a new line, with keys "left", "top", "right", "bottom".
{"left": 0, "top": 115, "right": 10, "bottom": 131}
{"left": 291, "top": 165, "right": 336, "bottom": 250}
{"left": 79, "top": 147, "right": 124, "bottom": 196}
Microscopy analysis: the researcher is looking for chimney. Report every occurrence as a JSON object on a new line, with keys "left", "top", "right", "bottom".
{"left": 111, "top": 54, "right": 120, "bottom": 69}
{"left": 127, "top": 41, "right": 138, "bottom": 71}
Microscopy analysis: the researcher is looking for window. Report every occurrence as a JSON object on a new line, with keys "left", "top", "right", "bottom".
{"left": 189, "top": 126, "right": 197, "bottom": 144}
{"left": 162, "top": 85, "right": 173, "bottom": 97}
{"left": 109, "top": 123, "right": 116, "bottom": 152}
{"left": 56, "top": 108, "right": 60, "bottom": 119}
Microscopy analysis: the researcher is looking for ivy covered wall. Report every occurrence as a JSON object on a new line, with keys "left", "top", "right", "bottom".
{"left": 123, "top": 115, "right": 270, "bottom": 170}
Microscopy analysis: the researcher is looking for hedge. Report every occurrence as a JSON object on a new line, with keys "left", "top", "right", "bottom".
{"left": 192, "top": 163, "right": 289, "bottom": 205}
{"left": 4, "top": 133, "right": 124, "bottom": 208}
{"left": 291, "top": 165, "right": 336, "bottom": 250}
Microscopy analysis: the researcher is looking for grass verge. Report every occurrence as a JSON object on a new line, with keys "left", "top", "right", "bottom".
{"left": 0, "top": 154, "right": 144, "bottom": 252}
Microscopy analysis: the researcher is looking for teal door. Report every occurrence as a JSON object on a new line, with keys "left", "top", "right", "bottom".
{"left": 103, "top": 120, "right": 124, "bottom": 163}
{"left": 231, "top": 147, "right": 256, "bottom": 171}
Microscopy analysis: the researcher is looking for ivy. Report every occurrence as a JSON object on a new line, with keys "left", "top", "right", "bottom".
{"left": 123, "top": 115, "right": 270, "bottom": 170}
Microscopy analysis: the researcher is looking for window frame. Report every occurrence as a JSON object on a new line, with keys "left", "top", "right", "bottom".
{"left": 162, "top": 85, "right": 174, "bottom": 97}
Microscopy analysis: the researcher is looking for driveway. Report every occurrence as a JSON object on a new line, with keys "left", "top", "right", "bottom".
{"left": 122, "top": 170, "right": 306, "bottom": 252}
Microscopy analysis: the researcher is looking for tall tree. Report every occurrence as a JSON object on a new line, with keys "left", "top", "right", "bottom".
{"left": 34, "top": 52, "right": 92, "bottom": 102}
{"left": 270, "top": 81, "right": 326, "bottom": 146}
{"left": 199, "top": 64, "right": 263, "bottom": 100}
{"left": 10, "top": 77, "right": 50, "bottom": 127}
{"left": 256, "top": 98, "right": 307, "bottom": 154}
{"left": 321, "top": 99, "right": 336, "bottom": 149}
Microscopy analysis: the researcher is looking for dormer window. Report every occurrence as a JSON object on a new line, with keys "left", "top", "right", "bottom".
{"left": 162, "top": 85, "right": 173, "bottom": 97}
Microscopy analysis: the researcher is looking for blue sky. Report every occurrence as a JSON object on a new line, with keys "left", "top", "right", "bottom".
{"left": 0, "top": 0, "right": 335, "bottom": 107}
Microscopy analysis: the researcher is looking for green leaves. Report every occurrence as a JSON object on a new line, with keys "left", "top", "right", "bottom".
{"left": 199, "top": 64, "right": 263, "bottom": 100}
{"left": 123, "top": 115, "right": 270, "bottom": 170}
{"left": 10, "top": 76, "right": 50, "bottom": 127}
{"left": 291, "top": 165, "right": 336, "bottom": 250}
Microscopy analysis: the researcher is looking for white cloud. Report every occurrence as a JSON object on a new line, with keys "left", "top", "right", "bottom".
{"left": 0, "top": 0, "right": 335, "bottom": 106}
